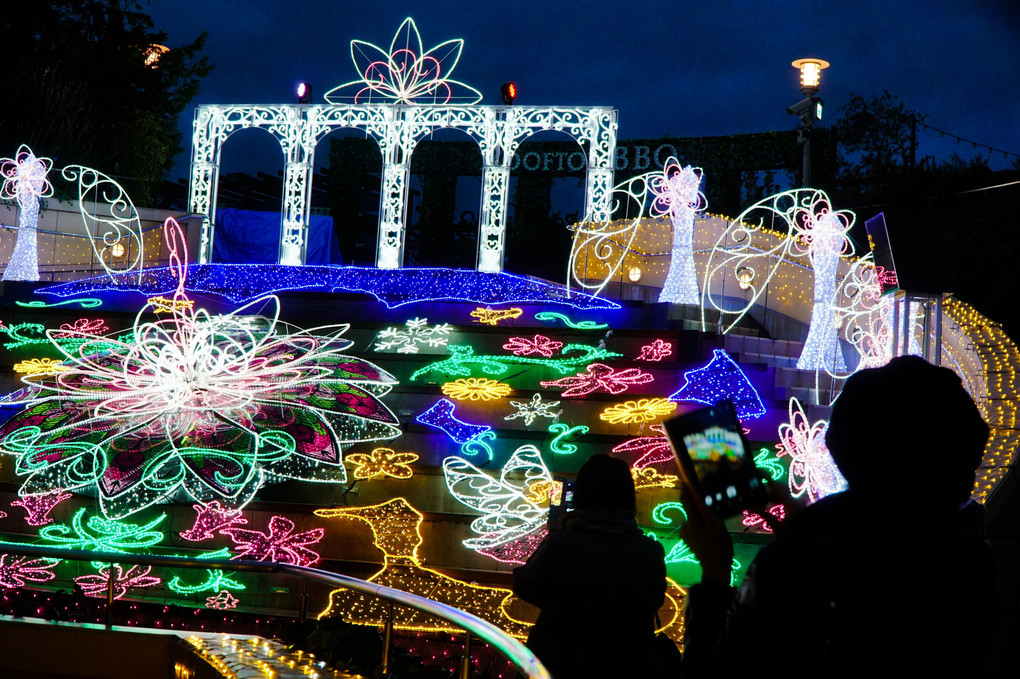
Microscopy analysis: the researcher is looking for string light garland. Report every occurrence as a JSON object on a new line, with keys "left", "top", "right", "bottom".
{"left": 668, "top": 349, "right": 766, "bottom": 420}
{"left": 504, "top": 393, "right": 560, "bottom": 427}
{"left": 470, "top": 307, "right": 524, "bottom": 325}
{"left": 541, "top": 363, "right": 654, "bottom": 397}
{"left": 442, "top": 377, "right": 512, "bottom": 401}
{"left": 39, "top": 265, "right": 619, "bottom": 310}
{"left": 648, "top": 158, "right": 706, "bottom": 304}
{"left": 10, "top": 490, "right": 72, "bottom": 526}
{"left": 411, "top": 343, "right": 621, "bottom": 382}
{"left": 416, "top": 398, "right": 492, "bottom": 444}
{"left": 0, "top": 218, "right": 401, "bottom": 519}
{"left": 315, "top": 499, "right": 532, "bottom": 638}
{"left": 221, "top": 516, "right": 324, "bottom": 567}
{"left": 636, "top": 339, "right": 673, "bottom": 362}
{"left": 346, "top": 447, "right": 419, "bottom": 480}
{"left": 600, "top": 398, "right": 676, "bottom": 424}
{"left": 374, "top": 317, "right": 452, "bottom": 354}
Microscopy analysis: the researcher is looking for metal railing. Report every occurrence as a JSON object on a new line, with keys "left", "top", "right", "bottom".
{"left": 0, "top": 543, "right": 550, "bottom": 679}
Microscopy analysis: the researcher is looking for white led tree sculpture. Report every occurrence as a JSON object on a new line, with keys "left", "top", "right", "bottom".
{"left": 701, "top": 189, "right": 854, "bottom": 374}
{"left": 649, "top": 158, "right": 706, "bottom": 304}
{"left": 1, "top": 145, "right": 53, "bottom": 281}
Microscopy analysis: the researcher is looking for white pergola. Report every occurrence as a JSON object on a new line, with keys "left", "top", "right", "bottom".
{"left": 189, "top": 104, "right": 618, "bottom": 271}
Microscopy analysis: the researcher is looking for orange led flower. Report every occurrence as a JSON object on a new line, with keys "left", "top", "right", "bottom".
{"left": 347, "top": 447, "right": 419, "bottom": 480}
{"left": 442, "top": 377, "right": 512, "bottom": 401}
{"left": 600, "top": 398, "right": 676, "bottom": 424}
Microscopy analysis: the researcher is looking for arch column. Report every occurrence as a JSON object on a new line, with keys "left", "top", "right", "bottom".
{"left": 280, "top": 109, "right": 316, "bottom": 266}
{"left": 583, "top": 108, "right": 618, "bottom": 224}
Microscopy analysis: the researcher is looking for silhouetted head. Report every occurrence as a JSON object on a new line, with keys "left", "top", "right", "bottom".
{"left": 826, "top": 356, "right": 988, "bottom": 508}
{"left": 572, "top": 454, "right": 637, "bottom": 513}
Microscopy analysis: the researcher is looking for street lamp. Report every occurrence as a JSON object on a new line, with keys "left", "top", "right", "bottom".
{"left": 787, "top": 58, "right": 829, "bottom": 186}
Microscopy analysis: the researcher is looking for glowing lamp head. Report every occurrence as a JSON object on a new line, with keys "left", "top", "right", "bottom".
{"left": 736, "top": 266, "right": 755, "bottom": 290}
{"left": 111, "top": 242, "right": 126, "bottom": 258}
{"left": 296, "top": 82, "right": 313, "bottom": 104}
{"left": 791, "top": 58, "right": 829, "bottom": 95}
{"left": 144, "top": 44, "right": 169, "bottom": 68}
{"left": 500, "top": 82, "right": 517, "bottom": 105}
{"left": 627, "top": 266, "right": 642, "bottom": 282}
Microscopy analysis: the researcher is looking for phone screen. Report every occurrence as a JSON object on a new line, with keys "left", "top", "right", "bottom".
{"left": 662, "top": 401, "right": 767, "bottom": 517}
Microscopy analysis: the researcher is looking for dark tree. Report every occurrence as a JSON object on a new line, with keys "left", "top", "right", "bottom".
{"left": 0, "top": 1, "right": 211, "bottom": 205}
{"left": 834, "top": 91, "right": 928, "bottom": 198}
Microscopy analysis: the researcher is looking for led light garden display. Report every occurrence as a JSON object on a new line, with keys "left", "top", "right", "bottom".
{"left": 648, "top": 158, "right": 707, "bottom": 304}
{"left": 1, "top": 145, "right": 53, "bottom": 281}
{"left": 0, "top": 218, "right": 401, "bottom": 518}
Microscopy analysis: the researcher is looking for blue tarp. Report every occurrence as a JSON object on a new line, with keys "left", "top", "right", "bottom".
{"left": 213, "top": 208, "right": 342, "bottom": 265}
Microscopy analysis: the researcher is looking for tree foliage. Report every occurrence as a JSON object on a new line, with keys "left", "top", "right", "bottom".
{"left": 0, "top": 0, "right": 211, "bottom": 205}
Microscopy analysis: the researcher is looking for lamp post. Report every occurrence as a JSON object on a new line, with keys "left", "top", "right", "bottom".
{"left": 787, "top": 58, "right": 829, "bottom": 186}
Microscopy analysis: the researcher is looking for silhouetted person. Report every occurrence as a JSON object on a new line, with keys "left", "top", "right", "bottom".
{"left": 513, "top": 454, "right": 666, "bottom": 678}
{"left": 681, "top": 356, "right": 996, "bottom": 678}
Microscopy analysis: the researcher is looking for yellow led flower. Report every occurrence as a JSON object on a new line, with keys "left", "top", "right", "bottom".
{"left": 346, "top": 447, "right": 419, "bottom": 480}
{"left": 469, "top": 307, "right": 523, "bottom": 325}
{"left": 441, "top": 377, "right": 512, "bottom": 401}
{"left": 523, "top": 480, "right": 555, "bottom": 505}
{"left": 600, "top": 398, "right": 676, "bottom": 424}
{"left": 13, "top": 358, "right": 68, "bottom": 376}
{"left": 632, "top": 467, "right": 679, "bottom": 489}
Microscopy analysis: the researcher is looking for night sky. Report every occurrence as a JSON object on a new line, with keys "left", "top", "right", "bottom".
{"left": 147, "top": 0, "right": 1020, "bottom": 179}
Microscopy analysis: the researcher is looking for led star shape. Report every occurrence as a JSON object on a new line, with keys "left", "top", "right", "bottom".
{"left": 505, "top": 394, "right": 560, "bottom": 427}
{"left": 324, "top": 17, "right": 483, "bottom": 104}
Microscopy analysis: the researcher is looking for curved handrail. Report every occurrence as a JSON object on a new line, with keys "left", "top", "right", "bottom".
{"left": 0, "top": 544, "right": 550, "bottom": 679}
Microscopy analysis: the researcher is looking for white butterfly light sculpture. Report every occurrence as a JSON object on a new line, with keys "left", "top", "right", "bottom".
{"left": 443, "top": 445, "right": 552, "bottom": 563}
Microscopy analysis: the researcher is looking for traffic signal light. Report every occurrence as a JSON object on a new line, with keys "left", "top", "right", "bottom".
{"left": 500, "top": 82, "right": 517, "bottom": 105}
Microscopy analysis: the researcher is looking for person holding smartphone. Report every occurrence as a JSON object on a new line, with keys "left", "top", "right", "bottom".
{"left": 513, "top": 454, "right": 667, "bottom": 679}
{"left": 678, "top": 356, "right": 996, "bottom": 678}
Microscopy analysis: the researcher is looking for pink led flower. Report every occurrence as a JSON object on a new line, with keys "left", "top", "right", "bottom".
{"left": 180, "top": 501, "right": 247, "bottom": 542}
{"left": 636, "top": 339, "right": 673, "bottom": 362}
{"left": 75, "top": 564, "right": 161, "bottom": 599}
{"left": 206, "top": 590, "right": 240, "bottom": 610}
{"left": 221, "top": 516, "right": 324, "bottom": 566}
{"left": 52, "top": 318, "right": 109, "bottom": 339}
{"left": 324, "top": 18, "right": 483, "bottom": 105}
{"left": 541, "top": 363, "right": 654, "bottom": 398}
{"left": 0, "top": 145, "right": 53, "bottom": 209}
{"left": 503, "top": 335, "right": 564, "bottom": 358}
{"left": 0, "top": 554, "right": 59, "bottom": 588}
{"left": 648, "top": 158, "right": 705, "bottom": 219}
{"left": 741, "top": 504, "right": 786, "bottom": 532}
{"left": 11, "top": 490, "right": 72, "bottom": 526}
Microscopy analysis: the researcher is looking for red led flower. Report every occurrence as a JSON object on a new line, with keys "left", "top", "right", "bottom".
{"left": 0, "top": 554, "right": 59, "bottom": 589}
{"left": 503, "top": 334, "right": 564, "bottom": 358}
{"left": 541, "top": 363, "right": 653, "bottom": 397}
{"left": 636, "top": 339, "right": 673, "bottom": 362}
{"left": 75, "top": 564, "right": 161, "bottom": 599}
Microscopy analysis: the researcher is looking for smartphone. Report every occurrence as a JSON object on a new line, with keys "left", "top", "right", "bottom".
{"left": 548, "top": 475, "right": 574, "bottom": 525}
{"left": 661, "top": 400, "right": 767, "bottom": 517}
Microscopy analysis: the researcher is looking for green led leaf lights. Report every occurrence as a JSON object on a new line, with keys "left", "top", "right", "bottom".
{"left": 410, "top": 343, "right": 621, "bottom": 381}
{"left": 460, "top": 430, "right": 496, "bottom": 461}
{"left": 168, "top": 569, "right": 245, "bottom": 595}
{"left": 754, "top": 448, "right": 786, "bottom": 481}
{"left": 36, "top": 508, "right": 165, "bottom": 554}
{"left": 16, "top": 298, "right": 103, "bottom": 309}
{"left": 533, "top": 311, "right": 609, "bottom": 330}
{"left": 547, "top": 423, "right": 588, "bottom": 455}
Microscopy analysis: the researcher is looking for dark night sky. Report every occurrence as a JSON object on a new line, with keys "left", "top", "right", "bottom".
{"left": 147, "top": 0, "right": 1020, "bottom": 180}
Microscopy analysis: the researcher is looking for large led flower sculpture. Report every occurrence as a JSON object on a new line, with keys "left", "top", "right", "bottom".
{"left": 648, "top": 158, "right": 706, "bottom": 304}
{"left": 324, "top": 17, "right": 483, "bottom": 105}
{"left": 1, "top": 144, "right": 53, "bottom": 281}
{"left": 0, "top": 218, "right": 401, "bottom": 518}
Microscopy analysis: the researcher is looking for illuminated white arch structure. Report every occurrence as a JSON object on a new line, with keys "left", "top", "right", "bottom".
{"left": 188, "top": 104, "right": 618, "bottom": 270}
